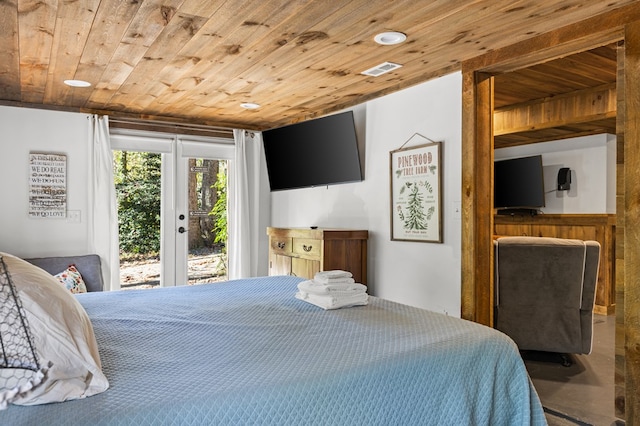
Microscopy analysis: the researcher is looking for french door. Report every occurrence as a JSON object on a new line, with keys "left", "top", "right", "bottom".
{"left": 110, "top": 130, "right": 234, "bottom": 287}
{"left": 173, "top": 139, "right": 234, "bottom": 286}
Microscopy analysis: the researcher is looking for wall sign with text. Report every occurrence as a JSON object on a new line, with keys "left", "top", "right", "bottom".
{"left": 29, "top": 153, "right": 67, "bottom": 219}
{"left": 390, "top": 141, "right": 442, "bottom": 243}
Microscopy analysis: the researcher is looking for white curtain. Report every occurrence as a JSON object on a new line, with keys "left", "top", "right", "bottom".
{"left": 228, "top": 130, "right": 270, "bottom": 279}
{"left": 88, "top": 115, "right": 120, "bottom": 291}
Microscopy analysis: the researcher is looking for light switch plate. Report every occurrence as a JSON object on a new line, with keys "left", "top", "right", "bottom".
{"left": 67, "top": 210, "right": 81, "bottom": 223}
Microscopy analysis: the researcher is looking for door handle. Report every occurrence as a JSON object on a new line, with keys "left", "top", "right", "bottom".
{"left": 178, "top": 226, "right": 188, "bottom": 233}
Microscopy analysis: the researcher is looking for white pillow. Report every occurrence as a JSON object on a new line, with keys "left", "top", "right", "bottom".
{"left": 0, "top": 253, "right": 109, "bottom": 405}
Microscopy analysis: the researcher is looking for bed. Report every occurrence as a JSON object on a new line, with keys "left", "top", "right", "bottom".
{"left": 2, "top": 264, "right": 546, "bottom": 425}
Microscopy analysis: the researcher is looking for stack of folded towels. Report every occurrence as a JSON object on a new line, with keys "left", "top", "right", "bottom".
{"left": 295, "top": 270, "right": 368, "bottom": 310}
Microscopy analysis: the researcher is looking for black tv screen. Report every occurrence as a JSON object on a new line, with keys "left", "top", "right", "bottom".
{"left": 494, "top": 155, "right": 545, "bottom": 211}
{"left": 262, "top": 111, "right": 363, "bottom": 191}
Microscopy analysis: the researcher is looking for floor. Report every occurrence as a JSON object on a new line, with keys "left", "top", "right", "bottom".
{"left": 523, "top": 314, "right": 622, "bottom": 426}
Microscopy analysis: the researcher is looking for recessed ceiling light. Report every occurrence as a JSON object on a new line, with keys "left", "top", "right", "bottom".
{"left": 240, "top": 102, "right": 260, "bottom": 110}
{"left": 64, "top": 79, "right": 91, "bottom": 88}
{"left": 374, "top": 31, "right": 407, "bottom": 45}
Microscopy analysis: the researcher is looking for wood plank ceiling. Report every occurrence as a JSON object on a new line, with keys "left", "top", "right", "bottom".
{"left": 0, "top": 1, "right": 635, "bottom": 131}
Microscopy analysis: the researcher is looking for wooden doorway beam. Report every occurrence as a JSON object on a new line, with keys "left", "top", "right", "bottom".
{"left": 462, "top": 10, "right": 635, "bottom": 327}
{"left": 461, "top": 7, "right": 640, "bottom": 424}
{"left": 461, "top": 71, "right": 494, "bottom": 325}
{"left": 623, "top": 20, "right": 640, "bottom": 423}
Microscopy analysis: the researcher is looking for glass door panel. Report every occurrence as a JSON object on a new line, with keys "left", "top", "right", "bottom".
{"left": 113, "top": 150, "right": 162, "bottom": 290}
{"left": 185, "top": 159, "right": 228, "bottom": 284}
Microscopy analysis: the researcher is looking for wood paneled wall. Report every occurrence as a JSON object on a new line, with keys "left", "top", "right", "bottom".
{"left": 615, "top": 38, "right": 626, "bottom": 420}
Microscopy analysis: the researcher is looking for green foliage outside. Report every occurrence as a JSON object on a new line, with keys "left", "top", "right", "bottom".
{"left": 113, "top": 151, "right": 228, "bottom": 259}
{"left": 211, "top": 164, "right": 227, "bottom": 252}
{"left": 114, "top": 151, "right": 161, "bottom": 255}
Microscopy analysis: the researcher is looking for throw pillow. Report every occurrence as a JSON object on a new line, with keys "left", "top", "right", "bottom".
{"left": 54, "top": 265, "right": 88, "bottom": 294}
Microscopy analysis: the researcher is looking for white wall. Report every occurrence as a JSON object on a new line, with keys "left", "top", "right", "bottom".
{"left": 495, "top": 133, "right": 616, "bottom": 214}
{"left": 0, "top": 106, "right": 91, "bottom": 258}
{"left": 270, "top": 73, "right": 463, "bottom": 315}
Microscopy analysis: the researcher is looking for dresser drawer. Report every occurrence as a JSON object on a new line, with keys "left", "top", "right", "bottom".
{"left": 292, "top": 238, "right": 321, "bottom": 258}
{"left": 270, "top": 237, "right": 292, "bottom": 254}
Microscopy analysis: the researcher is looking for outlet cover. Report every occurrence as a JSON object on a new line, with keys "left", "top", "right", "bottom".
{"left": 452, "top": 201, "right": 461, "bottom": 220}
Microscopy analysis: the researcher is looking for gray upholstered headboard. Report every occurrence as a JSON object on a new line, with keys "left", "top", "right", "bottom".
{"left": 24, "top": 254, "right": 104, "bottom": 292}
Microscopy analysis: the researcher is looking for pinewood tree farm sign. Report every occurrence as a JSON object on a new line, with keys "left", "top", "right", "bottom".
{"left": 390, "top": 141, "right": 442, "bottom": 243}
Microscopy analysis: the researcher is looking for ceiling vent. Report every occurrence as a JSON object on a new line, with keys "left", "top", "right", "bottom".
{"left": 361, "top": 62, "right": 403, "bottom": 77}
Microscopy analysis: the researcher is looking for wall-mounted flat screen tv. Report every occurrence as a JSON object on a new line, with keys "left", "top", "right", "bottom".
{"left": 262, "top": 111, "right": 363, "bottom": 191}
{"left": 494, "top": 155, "right": 545, "bottom": 214}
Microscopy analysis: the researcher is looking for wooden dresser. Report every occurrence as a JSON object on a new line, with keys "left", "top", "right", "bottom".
{"left": 494, "top": 214, "right": 616, "bottom": 315}
{"left": 266, "top": 227, "right": 368, "bottom": 285}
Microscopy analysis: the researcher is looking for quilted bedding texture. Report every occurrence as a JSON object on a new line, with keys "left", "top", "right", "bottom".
{"left": 4, "top": 275, "right": 546, "bottom": 425}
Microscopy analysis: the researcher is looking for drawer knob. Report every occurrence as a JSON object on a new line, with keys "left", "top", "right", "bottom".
{"left": 303, "top": 244, "right": 312, "bottom": 252}
{"left": 277, "top": 241, "right": 286, "bottom": 249}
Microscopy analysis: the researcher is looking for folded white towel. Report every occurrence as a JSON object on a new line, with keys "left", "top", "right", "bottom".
{"left": 313, "top": 276, "right": 356, "bottom": 285}
{"left": 315, "top": 270, "right": 352, "bottom": 279}
{"left": 295, "top": 291, "right": 368, "bottom": 310}
{"left": 298, "top": 280, "right": 366, "bottom": 295}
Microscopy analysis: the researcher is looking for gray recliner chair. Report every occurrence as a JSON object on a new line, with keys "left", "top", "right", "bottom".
{"left": 494, "top": 236, "right": 600, "bottom": 362}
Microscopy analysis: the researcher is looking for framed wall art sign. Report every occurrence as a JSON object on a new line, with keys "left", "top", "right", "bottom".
{"left": 390, "top": 140, "right": 442, "bottom": 243}
{"left": 28, "top": 152, "right": 67, "bottom": 219}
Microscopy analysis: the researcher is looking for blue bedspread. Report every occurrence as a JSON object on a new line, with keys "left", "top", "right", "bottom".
{"left": 5, "top": 276, "right": 546, "bottom": 425}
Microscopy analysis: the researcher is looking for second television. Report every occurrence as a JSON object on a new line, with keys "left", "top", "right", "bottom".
{"left": 494, "top": 155, "right": 545, "bottom": 215}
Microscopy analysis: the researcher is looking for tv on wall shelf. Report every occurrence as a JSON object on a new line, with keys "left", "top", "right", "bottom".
{"left": 494, "top": 155, "right": 545, "bottom": 216}
{"left": 262, "top": 111, "right": 363, "bottom": 191}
